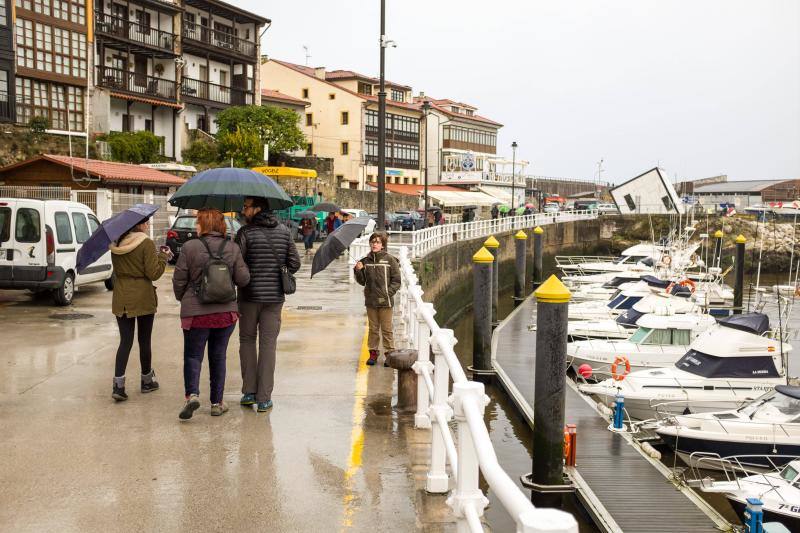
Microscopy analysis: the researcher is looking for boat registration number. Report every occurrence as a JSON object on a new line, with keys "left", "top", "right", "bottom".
{"left": 776, "top": 504, "right": 800, "bottom": 514}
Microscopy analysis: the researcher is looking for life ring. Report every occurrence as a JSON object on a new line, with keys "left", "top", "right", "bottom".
{"left": 611, "top": 356, "right": 631, "bottom": 381}
{"left": 665, "top": 282, "right": 675, "bottom": 294}
{"left": 662, "top": 255, "right": 672, "bottom": 266}
{"left": 678, "top": 279, "right": 696, "bottom": 293}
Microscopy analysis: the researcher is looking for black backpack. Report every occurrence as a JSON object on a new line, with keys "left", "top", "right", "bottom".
{"left": 196, "top": 238, "right": 237, "bottom": 304}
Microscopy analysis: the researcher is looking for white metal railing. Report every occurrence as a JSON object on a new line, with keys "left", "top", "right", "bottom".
{"left": 348, "top": 210, "right": 599, "bottom": 282}
{"left": 395, "top": 247, "right": 578, "bottom": 532}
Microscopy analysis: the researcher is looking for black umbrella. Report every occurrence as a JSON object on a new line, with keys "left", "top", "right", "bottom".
{"left": 312, "top": 202, "right": 340, "bottom": 212}
{"left": 311, "top": 217, "right": 370, "bottom": 278}
{"left": 297, "top": 210, "right": 318, "bottom": 219}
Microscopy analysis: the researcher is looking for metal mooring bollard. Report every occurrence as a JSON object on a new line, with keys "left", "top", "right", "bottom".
{"left": 609, "top": 392, "right": 627, "bottom": 432}
{"left": 470, "top": 246, "right": 494, "bottom": 377}
{"left": 514, "top": 230, "right": 528, "bottom": 307}
{"left": 532, "top": 226, "right": 544, "bottom": 288}
{"left": 386, "top": 349, "right": 419, "bottom": 413}
{"left": 713, "top": 229, "right": 724, "bottom": 268}
{"left": 484, "top": 236, "right": 500, "bottom": 326}
{"left": 734, "top": 234, "right": 746, "bottom": 314}
{"left": 530, "top": 274, "right": 571, "bottom": 507}
{"left": 743, "top": 497, "right": 763, "bottom": 533}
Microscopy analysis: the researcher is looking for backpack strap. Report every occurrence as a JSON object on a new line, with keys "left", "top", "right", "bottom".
{"left": 199, "top": 236, "right": 227, "bottom": 260}
{"left": 259, "top": 226, "right": 287, "bottom": 267}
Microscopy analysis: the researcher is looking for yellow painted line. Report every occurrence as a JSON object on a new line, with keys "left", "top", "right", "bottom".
{"left": 340, "top": 326, "right": 371, "bottom": 530}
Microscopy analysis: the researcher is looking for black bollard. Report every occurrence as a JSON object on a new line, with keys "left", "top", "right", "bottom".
{"left": 514, "top": 230, "right": 528, "bottom": 307}
{"left": 734, "top": 234, "right": 746, "bottom": 314}
{"left": 713, "top": 229, "right": 723, "bottom": 268}
{"left": 530, "top": 274, "right": 571, "bottom": 507}
{"left": 484, "top": 236, "right": 500, "bottom": 326}
{"left": 470, "top": 246, "right": 494, "bottom": 376}
{"left": 532, "top": 226, "right": 544, "bottom": 288}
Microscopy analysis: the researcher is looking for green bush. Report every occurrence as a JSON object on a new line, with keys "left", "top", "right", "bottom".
{"left": 28, "top": 116, "right": 50, "bottom": 142}
{"left": 105, "top": 131, "right": 162, "bottom": 164}
{"left": 182, "top": 139, "right": 219, "bottom": 165}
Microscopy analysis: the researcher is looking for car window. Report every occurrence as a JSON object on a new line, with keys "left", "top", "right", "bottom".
{"left": 87, "top": 214, "right": 100, "bottom": 234}
{"left": 15, "top": 207, "right": 41, "bottom": 243}
{"left": 173, "top": 217, "right": 197, "bottom": 230}
{"left": 71, "top": 212, "right": 91, "bottom": 244}
{"left": 54, "top": 211, "right": 73, "bottom": 244}
{"left": 0, "top": 207, "right": 10, "bottom": 243}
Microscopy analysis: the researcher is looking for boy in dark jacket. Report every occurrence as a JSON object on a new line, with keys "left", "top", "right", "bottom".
{"left": 354, "top": 232, "right": 401, "bottom": 366}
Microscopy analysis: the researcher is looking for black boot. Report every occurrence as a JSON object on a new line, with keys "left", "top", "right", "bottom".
{"left": 112, "top": 376, "right": 128, "bottom": 402}
{"left": 141, "top": 369, "right": 159, "bottom": 393}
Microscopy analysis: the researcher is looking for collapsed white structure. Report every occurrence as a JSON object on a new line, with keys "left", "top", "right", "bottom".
{"left": 610, "top": 167, "right": 685, "bottom": 215}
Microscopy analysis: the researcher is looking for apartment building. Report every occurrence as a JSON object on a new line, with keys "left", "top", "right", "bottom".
{"left": 14, "top": 0, "right": 90, "bottom": 133}
{"left": 0, "top": 0, "right": 13, "bottom": 122}
{"left": 90, "top": 0, "right": 266, "bottom": 159}
{"left": 261, "top": 58, "right": 422, "bottom": 189}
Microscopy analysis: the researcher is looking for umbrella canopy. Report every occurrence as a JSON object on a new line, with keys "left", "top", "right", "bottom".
{"left": 76, "top": 203, "right": 159, "bottom": 273}
{"left": 311, "top": 217, "right": 370, "bottom": 278}
{"left": 169, "top": 167, "right": 293, "bottom": 212}
{"left": 312, "top": 202, "right": 340, "bottom": 213}
{"left": 498, "top": 205, "right": 511, "bottom": 213}
{"left": 515, "top": 206, "right": 526, "bottom": 215}
{"left": 525, "top": 203, "right": 535, "bottom": 208}
{"left": 426, "top": 206, "right": 442, "bottom": 212}
{"left": 297, "top": 210, "right": 318, "bottom": 219}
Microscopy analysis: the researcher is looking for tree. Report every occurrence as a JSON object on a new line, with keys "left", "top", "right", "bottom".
{"left": 216, "top": 126, "right": 263, "bottom": 168}
{"left": 215, "top": 105, "right": 306, "bottom": 156}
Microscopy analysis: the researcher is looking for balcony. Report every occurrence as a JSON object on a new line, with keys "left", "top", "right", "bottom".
{"left": 95, "top": 11, "right": 176, "bottom": 54}
{"left": 364, "top": 155, "right": 419, "bottom": 170}
{"left": 182, "top": 21, "right": 256, "bottom": 59}
{"left": 0, "top": 92, "right": 12, "bottom": 123}
{"left": 365, "top": 125, "right": 419, "bottom": 143}
{"left": 96, "top": 66, "right": 177, "bottom": 101}
{"left": 181, "top": 77, "right": 253, "bottom": 106}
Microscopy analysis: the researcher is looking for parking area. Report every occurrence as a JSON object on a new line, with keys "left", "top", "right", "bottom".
{"left": 0, "top": 256, "right": 419, "bottom": 532}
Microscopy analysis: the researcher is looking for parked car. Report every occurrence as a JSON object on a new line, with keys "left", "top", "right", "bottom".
{"left": 369, "top": 212, "right": 403, "bottom": 231}
{"left": 165, "top": 214, "right": 242, "bottom": 263}
{"left": 0, "top": 198, "right": 113, "bottom": 305}
{"left": 543, "top": 203, "right": 561, "bottom": 214}
{"left": 396, "top": 210, "right": 425, "bottom": 231}
{"left": 341, "top": 208, "right": 369, "bottom": 220}
{"left": 597, "top": 203, "right": 619, "bottom": 214}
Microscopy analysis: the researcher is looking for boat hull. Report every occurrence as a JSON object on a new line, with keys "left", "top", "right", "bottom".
{"left": 728, "top": 496, "right": 800, "bottom": 531}
{"left": 657, "top": 432, "right": 800, "bottom": 471}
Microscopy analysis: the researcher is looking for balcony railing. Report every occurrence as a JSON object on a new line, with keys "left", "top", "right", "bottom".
{"left": 181, "top": 77, "right": 253, "bottom": 106}
{"left": 0, "top": 92, "right": 12, "bottom": 122}
{"left": 182, "top": 21, "right": 255, "bottom": 57}
{"left": 365, "top": 124, "right": 419, "bottom": 143}
{"left": 95, "top": 11, "right": 176, "bottom": 52}
{"left": 364, "top": 155, "right": 419, "bottom": 170}
{"left": 96, "top": 66, "right": 177, "bottom": 100}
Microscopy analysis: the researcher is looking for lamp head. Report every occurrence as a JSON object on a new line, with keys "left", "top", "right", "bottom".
{"left": 512, "top": 141, "right": 518, "bottom": 149}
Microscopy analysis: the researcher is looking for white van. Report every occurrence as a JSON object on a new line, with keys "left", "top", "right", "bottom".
{"left": 0, "top": 199, "right": 113, "bottom": 306}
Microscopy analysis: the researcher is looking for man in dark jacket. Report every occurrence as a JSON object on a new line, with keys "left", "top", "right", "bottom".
{"left": 354, "top": 232, "right": 401, "bottom": 366}
{"left": 236, "top": 197, "right": 301, "bottom": 411}
{"left": 490, "top": 204, "right": 499, "bottom": 220}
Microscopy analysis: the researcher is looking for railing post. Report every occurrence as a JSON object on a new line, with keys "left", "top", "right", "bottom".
{"left": 413, "top": 302, "right": 434, "bottom": 429}
{"left": 427, "top": 329, "right": 455, "bottom": 493}
{"left": 447, "top": 381, "right": 490, "bottom": 533}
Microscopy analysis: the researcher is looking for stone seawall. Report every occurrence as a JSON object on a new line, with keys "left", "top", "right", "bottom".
{"left": 415, "top": 218, "right": 611, "bottom": 325}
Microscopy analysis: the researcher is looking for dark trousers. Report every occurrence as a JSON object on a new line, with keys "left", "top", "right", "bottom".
{"left": 115, "top": 314, "right": 154, "bottom": 377}
{"left": 303, "top": 231, "right": 315, "bottom": 250}
{"left": 183, "top": 324, "right": 235, "bottom": 404}
{"left": 239, "top": 301, "right": 283, "bottom": 403}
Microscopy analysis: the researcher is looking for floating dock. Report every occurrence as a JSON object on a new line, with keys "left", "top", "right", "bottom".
{"left": 492, "top": 295, "right": 731, "bottom": 533}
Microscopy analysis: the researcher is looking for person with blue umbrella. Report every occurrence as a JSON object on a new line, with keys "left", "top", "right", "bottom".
{"left": 79, "top": 204, "right": 172, "bottom": 402}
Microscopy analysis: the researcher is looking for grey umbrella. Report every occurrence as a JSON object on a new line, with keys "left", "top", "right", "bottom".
{"left": 311, "top": 217, "right": 370, "bottom": 278}
{"left": 312, "top": 202, "right": 340, "bottom": 212}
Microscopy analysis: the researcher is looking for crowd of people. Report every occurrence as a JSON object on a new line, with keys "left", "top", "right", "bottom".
{"left": 108, "top": 200, "right": 399, "bottom": 419}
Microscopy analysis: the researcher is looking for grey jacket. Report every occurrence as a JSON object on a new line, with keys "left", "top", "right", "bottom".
{"left": 172, "top": 232, "right": 250, "bottom": 318}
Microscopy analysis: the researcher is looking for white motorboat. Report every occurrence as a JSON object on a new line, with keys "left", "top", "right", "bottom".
{"left": 695, "top": 458, "right": 800, "bottom": 531}
{"left": 656, "top": 385, "right": 800, "bottom": 471}
{"left": 568, "top": 312, "right": 718, "bottom": 378}
{"left": 579, "top": 313, "right": 791, "bottom": 420}
{"left": 569, "top": 287, "right": 698, "bottom": 321}
{"left": 557, "top": 243, "right": 662, "bottom": 275}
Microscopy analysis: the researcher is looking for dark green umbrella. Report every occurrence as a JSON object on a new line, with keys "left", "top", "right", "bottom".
{"left": 169, "top": 167, "right": 293, "bottom": 212}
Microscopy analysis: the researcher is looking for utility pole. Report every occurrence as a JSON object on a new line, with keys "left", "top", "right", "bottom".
{"left": 511, "top": 141, "right": 518, "bottom": 210}
{"left": 422, "top": 100, "right": 431, "bottom": 214}
{"left": 377, "top": 0, "right": 388, "bottom": 229}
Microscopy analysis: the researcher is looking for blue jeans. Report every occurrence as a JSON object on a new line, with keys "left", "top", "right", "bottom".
{"left": 303, "top": 231, "right": 315, "bottom": 250}
{"left": 183, "top": 324, "right": 235, "bottom": 404}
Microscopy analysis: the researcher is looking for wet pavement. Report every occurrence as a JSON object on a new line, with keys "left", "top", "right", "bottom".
{"left": 0, "top": 252, "right": 425, "bottom": 532}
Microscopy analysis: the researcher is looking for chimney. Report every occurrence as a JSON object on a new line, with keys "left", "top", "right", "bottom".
{"left": 314, "top": 67, "right": 326, "bottom": 80}
{"left": 419, "top": 91, "right": 425, "bottom": 98}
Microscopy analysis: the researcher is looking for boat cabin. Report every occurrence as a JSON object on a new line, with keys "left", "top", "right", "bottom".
{"left": 737, "top": 385, "right": 800, "bottom": 424}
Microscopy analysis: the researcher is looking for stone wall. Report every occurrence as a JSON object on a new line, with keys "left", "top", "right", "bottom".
{"left": 335, "top": 188, "right": 419, "bottom": 213}
{"left": 415, "top": 218, "right": 610, "bottom": 325}
{"left": 0, "top": 124, "right": 98, "bottom": 168}
{"left": 270, "top": 155, "right": 336, "bottom": 200}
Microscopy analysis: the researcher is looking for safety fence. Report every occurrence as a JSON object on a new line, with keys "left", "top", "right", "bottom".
{"left": 393, "top": 246, "right": 578, "bottom": 532}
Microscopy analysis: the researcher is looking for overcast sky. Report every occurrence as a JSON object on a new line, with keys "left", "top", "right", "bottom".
{"left": 240, "top": 0, "right": 799, "bottom": 184}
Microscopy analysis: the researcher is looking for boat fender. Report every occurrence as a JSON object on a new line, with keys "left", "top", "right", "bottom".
{"left": 597, "top": 403, "right": 613, "bottom": 417}
{"left": 611, "top": 356, "right": 631, "bottom": 381}
{"left": 641, "top": 442, "right": 662, "bottom": 460}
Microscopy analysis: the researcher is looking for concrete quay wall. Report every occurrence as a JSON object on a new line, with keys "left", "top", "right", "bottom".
{"left": 414, "top": 218, "right": 611, "bottom": 325}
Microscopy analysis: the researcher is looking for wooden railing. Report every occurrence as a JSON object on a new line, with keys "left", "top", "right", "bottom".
{"left": 182, "top": 21, "right": 255, "bottom": 57}
{"left": 181, "top": 77, "right": 253, "bottom": 106}
{"left": 95, "top": 11, "right": 176, "bottom": 51}
{"left": 96, "top": 66, "right": 177, "bottom": 100}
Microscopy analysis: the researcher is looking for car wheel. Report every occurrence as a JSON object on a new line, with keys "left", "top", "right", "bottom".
{"left": 104, "top": 274, "right": 115, "bottom": 291}
{"left": 54, "top": 272, "right": 75, "bottom": 306}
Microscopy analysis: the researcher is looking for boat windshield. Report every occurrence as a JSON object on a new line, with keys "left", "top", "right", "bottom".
{"left": 629, "top": 327, "right": 651, "bottom": 344}
{"left": 616, "top": 254, "right": 647, "bottom": 265}
{"left": 675, "top": 349, "right": 781, "bottom": 378}
{"left": 780, "top": 464, "right": 798, "bottom": 484}
{"left": 739, "top": 390, "right": 800, "bottom": 422}
{"left": 607, "top": 295, "right": 642, "bottom": 310}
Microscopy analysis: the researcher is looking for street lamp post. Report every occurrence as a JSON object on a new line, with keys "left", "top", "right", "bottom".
{"left": 422, "top": 100, "right": 431, "bottom": 214}
{"left": 377, "top": 0, "right": 387, "bottom": 228}
{"left": 511, "top": 141, "right": 518, "bottom": 210}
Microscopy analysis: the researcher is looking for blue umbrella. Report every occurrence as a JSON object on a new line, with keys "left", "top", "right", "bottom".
{"left": 76, "top": 203, "right": 159, "bottom": 273}
{"left": 169, "top": 167, "right": 293, "bottom": 212}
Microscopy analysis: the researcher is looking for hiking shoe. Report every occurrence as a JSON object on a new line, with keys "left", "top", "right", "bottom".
{"left": 141, "top": 369, "right": 159, "bottom": 393}
{"left": 240, "top": 393, "right": 256, "bottom": 405}
{"left": 257, "top": 400, "right": 273, "bottom": 412}
{"left": 366, "top": 350, "right": 379, "bottom": 366}
{"left": 112, "top": 385, "right": 128, "bottom": 402}
{"left": 179, "top": 395, "right": 201, "bottom": 420}
{"left": 210, "top": 402, "right": 229, "bottom": 416}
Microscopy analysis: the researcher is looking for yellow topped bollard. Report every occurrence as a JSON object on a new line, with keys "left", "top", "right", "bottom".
{"left": 514, "top": 231, "right": 529, "bottom": 307}
{"left": 534, "top": 274, "right": 572, "bottom": 303}
{"left": 713, "top": 230, "right": 724, "bottom": 268}
{"left": 533, "top": 226, "right": 544, "bottom": 235}
{"left": 714, "top": 230, "right": 724, "bottom": 238}
{"left": 734, "top": 235, "right": 746, "bottom": 313}
{"left": 532, "top": 226, "right": 544, "bottom": 287}
{"left": 735, "top": 234, "right": 746, "bottom": 244}
{"left": 484, "top": 236, "right": 500, "bottom": 325}
{"left": 471, "top": 246, "right": 494, "bottom": 376}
